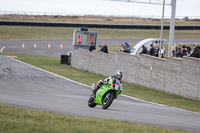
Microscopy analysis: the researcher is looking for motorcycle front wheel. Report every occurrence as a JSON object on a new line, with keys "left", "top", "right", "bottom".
{"left": 88, "top": 94, "right": 97, "bottom": 108}
{"left": 102, "top": 92, "right": 114, "bottom": 109}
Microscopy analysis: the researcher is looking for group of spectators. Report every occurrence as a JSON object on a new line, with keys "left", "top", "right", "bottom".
{"left": 140, "top": 43, "right": 164, "bottom": 57}
{"left": 172, "top": 43, "right": 200, "bottom": 58}
{"left": 120, "top": 42, "right": 164, "bottom": 58}
{"left": 99, "top": 42, "right": 131, "bottom": 54}
{"left": 120, "top": 42, "right": 131, "bottom": 53}
{"left": 99, "top": 41, "right": 200, "bottom": 59}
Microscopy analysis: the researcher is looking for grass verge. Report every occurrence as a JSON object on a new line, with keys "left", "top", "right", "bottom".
{"left": 1, "top": 14, "right": 200, "bottom": 25}
{"left": 1, "top": 52, "right": 200, "bottom": 113}
{"left": 0, "top": 105, "right": 191, "bottom": 133}
{"left": 1, "top": 26, "right": 200, "bottom": 40}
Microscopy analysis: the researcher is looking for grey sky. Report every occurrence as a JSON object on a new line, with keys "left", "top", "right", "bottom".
{"left": 0, "top": 0, "right": 199, "bottom": 18}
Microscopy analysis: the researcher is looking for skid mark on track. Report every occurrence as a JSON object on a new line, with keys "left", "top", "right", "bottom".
{"left": 3, "top": 66, "right": 16, "bottom": 75}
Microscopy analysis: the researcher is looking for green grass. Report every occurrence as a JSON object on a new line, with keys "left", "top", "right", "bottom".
{"left": 0, "top": 105, "right": 191, "bottom": 133}
{"left": 1, "top": 52, "right": 200, "bottom": 113}
{"left": 1, "top": 26, "right": 200, "bottom": 40}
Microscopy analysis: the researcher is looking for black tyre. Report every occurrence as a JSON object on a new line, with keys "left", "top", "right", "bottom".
{"left": 102, "top": 92, "right": 114, "bottom": 109}
{"left": 88, "top": 95, "right": 97, "bottom": 108}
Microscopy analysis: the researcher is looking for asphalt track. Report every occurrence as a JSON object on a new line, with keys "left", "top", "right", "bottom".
{"left": 1, "top": 38, "right": 200, "bottom": 56}
{"left": 0, "top": 55, "right": 200, "bottom": 132}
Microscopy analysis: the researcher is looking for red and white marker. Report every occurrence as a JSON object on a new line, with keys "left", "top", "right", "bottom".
{"left": 22, "top": 43, "right": 25, "bottom": 49}
{"left": 48, "top": 43, "right": 51, "bottom": 49}
{"left": 60, "top": 43, "right": 63, "bottom": 49}
{"left": 34, "top": 43, "right": 37, "bottom": 49}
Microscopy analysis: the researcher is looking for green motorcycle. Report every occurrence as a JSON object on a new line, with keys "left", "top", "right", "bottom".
{"left": 88, "top": 77, "right": 122, "bottom": 109}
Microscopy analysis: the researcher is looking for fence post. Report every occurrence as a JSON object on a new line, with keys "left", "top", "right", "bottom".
{"left": 114, "top": 55, "right": 118, "bottom": 74}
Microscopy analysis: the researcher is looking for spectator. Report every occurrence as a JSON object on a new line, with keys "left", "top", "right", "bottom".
{"left": 120, "top": 44, "right": 128, "bottom": 53}
{"left": 89, "top": 42, "right": 95, "bottom": 51}
{"left": 153, "top": 43, "right": 159, "bottom": 57}
{"left": 191, "top": 46, "right": 200, "bottom": 58}
{"left": 124, "top": 42, "right": 130, "bottom": 53}
{"left": 190, "top": 43, "right": 199, "bottom": 57}
{"left": 160, "top": 46, "right": 165, "bottom": 58}
{"left": 187, "top": 46, "right": 192, "bottom": 56}
{"left": 100, "top": 43, "right": 108, "bottom": 53}
{"left": 193, "top": 43, "right": 199, "bottom": 51}
{"left": 175, "top": 43, "right": 182, "bottom": 58}
{"left": 149, "top": 44, "right": 154, "bottom": 56}
{"left": 140, "top": 45, "right": 148, "bottom": 55}
{"left": 182, "top": 45, "right": 188, "bottom": 57}
{"left": 197, "top": 46, "right": 200, "bottom": 58}
{"left": 172, "top": 45, "right": 176, "bottom": 57}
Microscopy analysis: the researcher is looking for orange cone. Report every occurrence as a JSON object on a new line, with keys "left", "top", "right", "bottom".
{"left": 48, "top": 43, "right": 51, "bottom": 49}
{"left": 22, "top": 43, "right": 25, "bottom": 49}
{"left": 60, "top": 43, "right": 63, "bottom": 49}
{"left": 34, "top": 43, "right": 37, "bottom": 49}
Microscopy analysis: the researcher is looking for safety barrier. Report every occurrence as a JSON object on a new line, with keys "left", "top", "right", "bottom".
{"left": 1, "top": 20, "right": 200, "bottom": 30}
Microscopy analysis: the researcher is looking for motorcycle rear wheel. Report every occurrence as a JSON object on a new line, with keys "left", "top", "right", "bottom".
{"left": 102, "top": 92, "right": 114, "bottom": 109}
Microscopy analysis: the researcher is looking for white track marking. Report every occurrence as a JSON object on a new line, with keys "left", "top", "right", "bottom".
{"left": 0, "top": 46, "right": 5, "bottom": 53}
{"left": 9, "top": 56, "right": 200, "bottom": 114}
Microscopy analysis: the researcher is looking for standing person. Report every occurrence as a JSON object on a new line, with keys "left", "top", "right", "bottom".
{"left": 172, "top": 45, "right": 176, "bottom": 57}
{"left": 100, "top": 43, "right": 108, "bottom": 53}
{"left": 190, "top": 43, "right": 199, "bottom": 57}
{"left": 140, "top": 45, "right": 148, "bottom": 55}
{"left": 153, "top": 43, "right": 159, "bottom": 57}
{"left": 76, "top": 35, "right": 82, "bottom": 44}
{"left": 175, "top": 43, "right": 182, "bottom": 58}
{"left": 160, "top": 46, "right": 165, "bottom": 58}
{"left": 182, "top": 45, "right": 188, "bottom": 57}
{"left": 120, "top": 44, "right": 128, "bottom": 53}
{"left": 149, "top": 44, "right": 154, "bottom": 56}
{"left": 191, "top": 46, "right": 200, "bottom": 58}
{"left": 193, "top": 43, "right": 199, "bottom": 52}
{"left": 197, "top": 46, "right": 200, "bottom": 58}
{"left": 124, "top": 42, "right": 130, "bottom": 53}
{"left": 187, "top": 46, "right": 192, "bottom": 56}
{"left": 89, "top": 42, "right": 95, "bottom": 51}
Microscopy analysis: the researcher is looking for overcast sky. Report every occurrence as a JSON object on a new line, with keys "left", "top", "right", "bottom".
{"left": 0, "top": 0, "right": 199, "bottom": 18}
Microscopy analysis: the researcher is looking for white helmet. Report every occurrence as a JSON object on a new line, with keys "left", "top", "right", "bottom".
{"left": 115, "top": 70, "right": 123, "bottom": 80}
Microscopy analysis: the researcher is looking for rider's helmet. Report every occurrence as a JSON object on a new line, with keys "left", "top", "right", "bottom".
{"left": 115, "top": 70, "right": 123, "bottom": 80}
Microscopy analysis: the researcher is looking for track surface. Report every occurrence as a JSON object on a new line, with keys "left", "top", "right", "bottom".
{"left": 1, "top": 38, "right": 200, "bottom": 56}
{"left": 0, "top": 55, "right": 200, "bottom": 132}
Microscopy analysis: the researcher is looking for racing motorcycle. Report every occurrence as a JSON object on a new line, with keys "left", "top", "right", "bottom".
{"left": 88, "top": 77, "right": 122, "bottom": 109}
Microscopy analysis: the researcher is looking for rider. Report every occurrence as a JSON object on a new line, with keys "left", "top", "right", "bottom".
{"left": 93, "top": 70, "right": 123, "bottom": 94}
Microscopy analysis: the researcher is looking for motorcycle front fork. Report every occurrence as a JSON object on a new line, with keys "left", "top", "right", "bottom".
{"left": 91, "top": 93, "right": 96, "bottom": 100}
